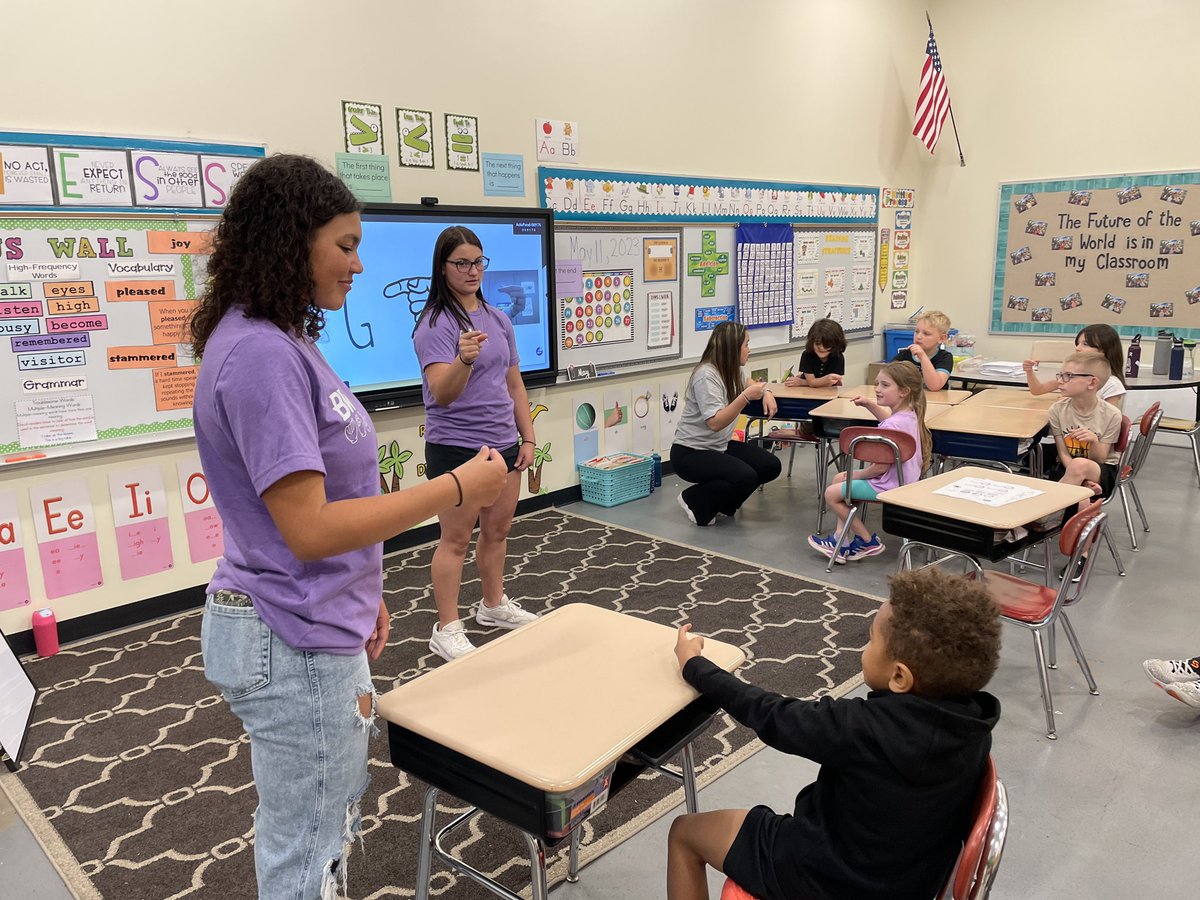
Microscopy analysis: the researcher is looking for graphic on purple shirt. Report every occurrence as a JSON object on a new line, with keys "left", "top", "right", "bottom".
{"left": 413, "top": 302, "right": 520, "bottom": 448}
{"left": 193, "top": 310, "right": 382, "bottom": 654}
{"left": 868, "top": 409, "right": 923, "bottom": 492}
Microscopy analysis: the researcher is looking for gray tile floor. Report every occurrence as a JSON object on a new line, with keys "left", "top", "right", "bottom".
{"left": 4, "top": 446, "right": 1198, "bottom": 898}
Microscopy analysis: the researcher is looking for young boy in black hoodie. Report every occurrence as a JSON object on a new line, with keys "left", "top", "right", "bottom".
{"left": 667, "top": 568, "right": 1002, "bottom": 900}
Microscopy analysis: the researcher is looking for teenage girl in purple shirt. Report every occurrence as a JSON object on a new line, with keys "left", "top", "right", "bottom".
{"left": 414, "top": 226, "right": 541, "bottom": 661}
{"left": 190, "top": 156, "right": 506, "bottom": 900}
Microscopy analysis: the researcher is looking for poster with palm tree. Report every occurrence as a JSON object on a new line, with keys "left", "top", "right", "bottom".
{"left": 378, "top": 441, "right": 413, "bottom": 493}
{"left": 527, "top": 442, "right": 553, "bottom": 494}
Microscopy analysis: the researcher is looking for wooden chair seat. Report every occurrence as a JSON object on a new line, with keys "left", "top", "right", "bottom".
{"left": 1159, "top": 416, "right": 1198, "bottom": 432}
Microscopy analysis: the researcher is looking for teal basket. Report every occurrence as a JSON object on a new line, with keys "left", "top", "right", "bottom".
{"left": 577, "top": 454, "right": 654, "bottom": 507}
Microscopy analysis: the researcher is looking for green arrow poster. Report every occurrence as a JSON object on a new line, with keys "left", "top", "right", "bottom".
{"left": 342, "top": 100, "right": 383, "bottom": 155}
{"left": 396, "top": 107, "right": 434, "bottom": 168}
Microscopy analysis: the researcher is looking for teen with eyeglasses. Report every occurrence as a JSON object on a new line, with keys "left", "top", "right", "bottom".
{"left": 413, "top": 226, "right": 540, "bottom": 661}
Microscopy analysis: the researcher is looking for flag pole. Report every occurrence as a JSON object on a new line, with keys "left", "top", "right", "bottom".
{"left": 927, "top": 11, "right": 966, "bottom": 167}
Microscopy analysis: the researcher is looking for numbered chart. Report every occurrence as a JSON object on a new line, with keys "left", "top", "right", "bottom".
{"left": 561, "top": 270, "right": 635, "bottom": 350}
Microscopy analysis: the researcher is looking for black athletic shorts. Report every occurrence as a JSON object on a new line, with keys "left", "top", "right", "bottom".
{"left": 424, "top": 441, "right": 520, "bottom": 479}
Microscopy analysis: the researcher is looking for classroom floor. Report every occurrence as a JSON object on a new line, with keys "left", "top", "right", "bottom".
{"left": 3, "top": 445, "right": 1198, "bottom": 899}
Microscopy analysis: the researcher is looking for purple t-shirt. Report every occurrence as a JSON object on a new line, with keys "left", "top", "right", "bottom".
{"left": 413, "top": 302, "right": 520, "bottom": 447}
{"left": 193, "top": 310, "right": 382, "bottom": 654}
{"left": 868, "top": 409, "right": 924, "bottom": 492}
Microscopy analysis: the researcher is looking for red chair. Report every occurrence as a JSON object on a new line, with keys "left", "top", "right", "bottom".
{"left": 936, "top": 756, "right": 1009, "bottom": 900}
{"left": 823, "top": 426, "right": 918, "bottom": 573}
{"left": 976, "top": 500, "right": 1106, "bottom": 739}
{"left": 1106, "top": 402, "right": 1161, "bottom": 555}
{"left": 722, "top": 756, "right": 1009, "bottom": 900}
{"left": 1094, "top": 414, "right": 1132, "bottom": 576}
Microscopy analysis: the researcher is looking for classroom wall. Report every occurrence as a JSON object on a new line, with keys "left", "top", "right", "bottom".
{"left": 914, "top": 0, "right": 1200, "bottom": 356}
{"left": 0, "top": 0, "right": 950, "bottom": 636}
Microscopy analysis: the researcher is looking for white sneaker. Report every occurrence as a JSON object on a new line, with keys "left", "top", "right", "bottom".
{"left": 1143, "top": 657, "right": 1200, "bottom": 685}
{"left": 1157, "top": 679, "right": 1200, "bottom": 710}
{"left": 429, "top": 620, "right": 475, "bottom": 661}
{"left": 475, "top": 595, "right": 538, "bottom": 630}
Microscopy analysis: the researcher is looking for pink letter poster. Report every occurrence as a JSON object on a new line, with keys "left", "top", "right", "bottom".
{"left": 176, "top": 455, "right": 223, "bottom": 564}
{"left": 0, "top": 490, "right": 32, "bottom": 611}
{"left": 29, "top": 478, "right": 103, "bottom": 599}
{"left": 108, "top": 466, "right": 174, "bottom": 580}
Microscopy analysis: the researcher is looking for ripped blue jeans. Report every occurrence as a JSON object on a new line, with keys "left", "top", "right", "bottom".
{"left": 201, "top": 595, "right": 378, "bottom": 900}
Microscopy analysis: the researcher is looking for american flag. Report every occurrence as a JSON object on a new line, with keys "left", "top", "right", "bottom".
{"left": 912, "top": 24, "right": 950, "bottom": 153}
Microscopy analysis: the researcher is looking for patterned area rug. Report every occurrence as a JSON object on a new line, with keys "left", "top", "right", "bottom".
{"left": 0, "top": 508, "right": 880, "bottom": 900}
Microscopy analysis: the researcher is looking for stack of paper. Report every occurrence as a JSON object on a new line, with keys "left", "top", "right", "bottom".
{"left": 977, "top": 360, "right": 1026, "bottom": 377}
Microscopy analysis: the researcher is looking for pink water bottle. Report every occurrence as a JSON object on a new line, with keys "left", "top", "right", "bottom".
{"left": 32, "top": 607, "right": 59, "bottom": 657}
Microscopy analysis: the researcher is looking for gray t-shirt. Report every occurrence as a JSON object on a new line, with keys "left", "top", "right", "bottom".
{"left": 673, "top": 363, "right": 738, "bottom": 451}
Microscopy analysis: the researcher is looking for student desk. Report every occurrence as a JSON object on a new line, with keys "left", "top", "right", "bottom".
{"left": 951, "top": 361, "right": 1200, "bottom": 420}
{"left": 376, "top": 604, "right": 745, "bottom": 900}
{"left": 878, "top": 466, "right": 1094, "bottom": 570}
{"left": 927, "top": 404, "right": 1050, "bottom": 477}
{"left": 963, "top": 388, "right": 1059, "bottom": 411}
{"left": 743, "top": 383, "right": 838, "bottom": 425}
{"left": 838, "top": 385, "right": 974, "bottom": 405}
{"left": 806, "top": 399, "right": 949, "bottom": 533}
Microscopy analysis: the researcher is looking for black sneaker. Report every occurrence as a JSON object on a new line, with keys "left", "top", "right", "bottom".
{"left": 1058, "top": 556, "right": 1086, "bottom": 584}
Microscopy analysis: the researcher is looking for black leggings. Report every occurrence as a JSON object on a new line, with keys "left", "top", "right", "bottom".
{"left": 670, "top": 440, "right": 782, "bottom": 525}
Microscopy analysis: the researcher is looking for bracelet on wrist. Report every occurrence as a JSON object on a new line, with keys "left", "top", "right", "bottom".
{"left": 446, "top": 471, "right": 464, "bottom": 507}
{"left": 520, "top": 438, "right": 535, "bottom": 446}
{"left": 458, "top": 354, "right": 474, "bottom": 367}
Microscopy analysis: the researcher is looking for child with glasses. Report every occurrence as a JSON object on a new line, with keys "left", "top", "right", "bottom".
{"left": 1046, "top": 352, "right": 1122, "bottom": 510}
{"left": 1023, "top": 324, "right": 1127, "bottom": 410}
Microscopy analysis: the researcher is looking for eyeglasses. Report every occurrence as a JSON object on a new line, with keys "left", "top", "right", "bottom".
{"left": 448, "top": 256, "right": 489, "bottom": 273}
{"left": 1055, "top": 372, "right": 1095, "bottom": 382}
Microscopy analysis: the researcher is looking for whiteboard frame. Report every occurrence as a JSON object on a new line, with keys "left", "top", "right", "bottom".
{"left": 0, "top": 625, "right": 37, "bottom": 772}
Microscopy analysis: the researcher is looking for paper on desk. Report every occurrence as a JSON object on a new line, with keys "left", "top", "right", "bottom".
{"left": 932, "top": 477, "right": 1043, "bottom": 507}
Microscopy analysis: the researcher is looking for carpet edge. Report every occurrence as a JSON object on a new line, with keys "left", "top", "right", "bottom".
{"left": 0, "top": 771, "right": 100, "bottom": 900}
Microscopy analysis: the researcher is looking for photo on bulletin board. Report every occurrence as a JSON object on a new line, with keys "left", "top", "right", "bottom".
{"left": 629, "top": 382, "right": 657, "bottom": 455}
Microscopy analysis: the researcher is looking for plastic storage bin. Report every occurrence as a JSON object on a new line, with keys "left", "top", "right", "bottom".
{"left": 883, "top": 325, "right": 958, "bottom": 360}
{"left": 577, "top": 453, "right": 654, "bottom": 507}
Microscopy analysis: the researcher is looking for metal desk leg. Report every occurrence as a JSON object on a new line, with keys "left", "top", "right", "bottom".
{"left": 415, "top": 787, "right": 438, "bottom": 900}
{"left": 567, "top": 829, "right": 581, "bottom": 883}
{"left": 815, "top": 438, "right": 829, "bottom": 533}
{"left": 679, "top": 742, "right": 699, "bottom": 814}
{"left": 522, "top": 833, "right": 549, "bottom": 900}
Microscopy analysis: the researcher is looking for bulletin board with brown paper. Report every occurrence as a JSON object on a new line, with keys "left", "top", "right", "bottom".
{"left": 990, "top": 171, "right": 1200, "bottom": 340}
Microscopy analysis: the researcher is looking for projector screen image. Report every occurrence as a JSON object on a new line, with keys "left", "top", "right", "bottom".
{"left": 316, "top": 204, "right": 557, "bottom": 409}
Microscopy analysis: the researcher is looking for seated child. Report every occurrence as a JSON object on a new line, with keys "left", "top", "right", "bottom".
{"left": 1023, "top": 323, "right": 1127, "bottom": 410}
{"left": 1046, "top": 351, "right": 1122, "bottom": 503}
{"left": 891, "top": 309, "right": 953, "bottom": 391}
{"left": 807, "top": 361, "right": 930, "bottom": 563}
{"left": 667, "top": 567, "right": 1002, "bottom": 900}
{"left": 785, "top": 318, "right": 847, "bottom": 388}
{"left": 770, "top": 319, "right": 848, "bottom": 443}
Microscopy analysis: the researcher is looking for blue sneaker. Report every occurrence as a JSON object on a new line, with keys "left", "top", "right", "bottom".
{"left": 808, "top": 533, "right": 849, "bottom": 565}
{"left": 845, "top": 534, "right": 885, "bottom": 561}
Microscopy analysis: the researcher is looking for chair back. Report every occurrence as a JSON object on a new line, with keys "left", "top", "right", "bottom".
{"left": 1113, "top": 415, "right": 1132, "bottom": 455}
{"left": 940, "top": 756, "right": 1009, "bottom": 900}
{"left": 1029, "top": 339, "right": 1075, "bottom": 363}
{"left": 1121, "top": 402, "right": 1162, "bottom": 482}
{"left": 1056, "top": 501, "right": 1107, "bottom": 607}
{"left": 838, "top": 426, "right": 918, "bottom": 499}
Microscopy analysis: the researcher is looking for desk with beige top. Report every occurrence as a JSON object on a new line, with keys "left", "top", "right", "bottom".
{"left": 837, "top": 385, "right": 974, "bottom": 405}
{"left": 376, "top": 604, "right": 745, "bottom": 900}
{"left": 878, "top": 466, "right": 1093, "bottom": 569}
{"left": 927, "top": 403, "right": 1050, "bottom": 476}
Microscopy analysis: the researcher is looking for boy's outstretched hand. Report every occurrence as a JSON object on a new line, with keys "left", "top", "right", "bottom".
{"left": 674, "top": 623, "right": 704, "bottom": 671}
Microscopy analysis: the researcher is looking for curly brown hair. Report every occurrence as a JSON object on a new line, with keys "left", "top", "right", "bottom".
{"left": 188, "top": 154, "right": 362, "bottom": 358}
{"left": 805, "top": 318, "right": 847, "bottom": 354}
{"left": 884, "top": 568, "right": 1001, "bottom": 697}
